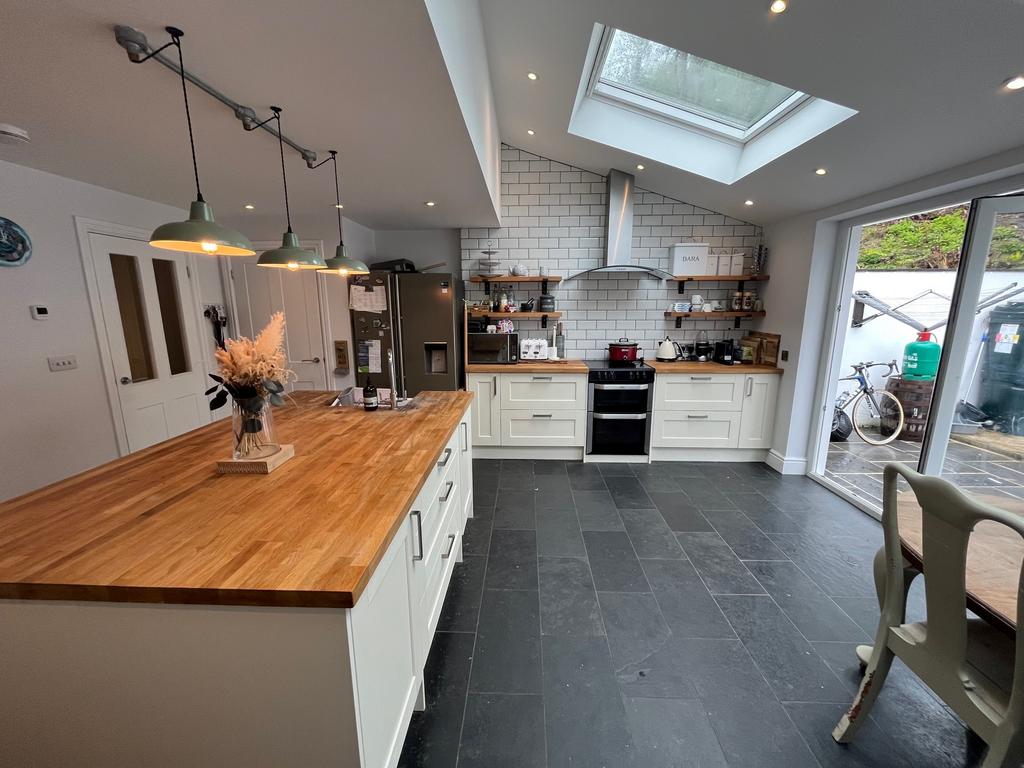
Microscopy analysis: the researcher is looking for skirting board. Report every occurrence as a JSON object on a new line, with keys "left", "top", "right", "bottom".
{"left": 648, "top": 448, "right": 768, "bottom": 463}
{"left": 473, "top": 446, "right": 584, "bottom": 460}
{"left": 766, "top": 449, "right": 808, "bottom": 475}
{"left": 583, "top": 454, "right": 650, "bottom": 464}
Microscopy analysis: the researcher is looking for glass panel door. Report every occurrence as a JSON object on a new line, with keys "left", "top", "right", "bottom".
{"left": 921, "top": 194, "right": 1024, "bottom": 500}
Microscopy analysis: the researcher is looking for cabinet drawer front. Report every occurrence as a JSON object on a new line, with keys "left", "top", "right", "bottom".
{"left": 424, "top": 428, "right": 461, "bottom": 504}
{"left": 501, "top": 409, "right": 586, "bottom": 447}
{"left": 655, "top": 375, "right": 744, "bottom": 412}
{"left": 500, "top": 374, "right": 587, "bottom": 409}
{"left": 652, "top": 411, "right": 741, "bottom": 448}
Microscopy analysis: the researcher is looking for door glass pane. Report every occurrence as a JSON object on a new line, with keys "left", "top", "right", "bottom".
{"left": 935, "top": 208, "right": 1024, "bottom": 497}
{"left": 152, "top": 258, "right": 190, "bottom": 375}
{"left": 109, "top": 253, "right": 155, "bottom": 382}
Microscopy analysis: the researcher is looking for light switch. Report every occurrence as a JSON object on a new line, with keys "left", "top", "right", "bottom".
{"left": 47, "top": 355, "right": 77, "bottom": 372}
{"left": 30, "top": 305, "right": 50, "bottom": 320}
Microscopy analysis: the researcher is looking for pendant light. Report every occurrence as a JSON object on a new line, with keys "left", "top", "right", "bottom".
{"left": 310, "top": 150, "right": 369, "bottom": 276}
{"left": 255, "top": 107, "right": 325, "bottom": 270}
{"left": 148, "top": 27, "right": 254, "bottom": 256}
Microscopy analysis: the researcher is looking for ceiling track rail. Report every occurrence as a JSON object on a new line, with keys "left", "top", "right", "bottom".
{"left": 113, "top": 25, "right": 319, "bottom": 168}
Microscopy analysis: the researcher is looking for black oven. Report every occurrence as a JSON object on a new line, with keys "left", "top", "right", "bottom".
{"left": 467, "top": 333, "right": 519, "bottom": 364}
{"left": 585, "top": 362, "right": 654, "bottom": 455}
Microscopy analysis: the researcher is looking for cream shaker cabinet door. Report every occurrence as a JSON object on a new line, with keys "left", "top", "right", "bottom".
{"left": 737, "top": 375, "right": 780, "bottom": 449}
{"left": 654, "top": 374, "right": 744, "bottom": 412}
{"left": 467, "top": 374, "right": 501, "bottom": 446}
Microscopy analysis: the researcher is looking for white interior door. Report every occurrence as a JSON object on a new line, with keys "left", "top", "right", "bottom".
{"left": 90, "top": 234, "right": 207, "bottom": 453}
{"left": 226, "top": 249, "right": 329, "bottom": 391}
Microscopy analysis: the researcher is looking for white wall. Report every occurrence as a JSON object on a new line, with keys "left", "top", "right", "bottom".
{"left": 0, "top": 159, "right": 228, "bottom": 501}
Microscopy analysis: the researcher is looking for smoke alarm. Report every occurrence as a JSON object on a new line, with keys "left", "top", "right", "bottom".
{"left": 0, "top": 124, "right": 30, "bottom": 145}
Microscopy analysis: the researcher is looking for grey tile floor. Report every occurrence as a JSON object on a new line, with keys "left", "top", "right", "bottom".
{"left": 398, "top": 459, "right": 991, "bottom": 768}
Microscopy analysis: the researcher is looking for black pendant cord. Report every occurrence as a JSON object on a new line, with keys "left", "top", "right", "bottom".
{"left": 272, "top": 108, "right": 293, "bottom": 233}
{"left": 168, "top": 28, "right": 203, "bottom": 203}
{"left": 331, "top": 152, "right": 345, "bottom": 245}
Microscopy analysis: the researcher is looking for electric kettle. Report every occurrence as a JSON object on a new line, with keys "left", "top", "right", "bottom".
{"left": 656, "top": 337, "right": 683, "bottom": 361}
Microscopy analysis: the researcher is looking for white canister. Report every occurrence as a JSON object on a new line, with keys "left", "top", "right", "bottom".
{"left": 705, "top": 254, "right": 720, "bottom": 275}
{"left": 729, "top": 254, "right": 745, "bottom": 275}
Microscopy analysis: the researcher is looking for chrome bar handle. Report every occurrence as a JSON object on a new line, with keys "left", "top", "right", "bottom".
{"left": 440, "top": 481, "right": 455, "bottom": 503}
{"left": 441, "top": 533, "right": 457, "bottom": 560}
{"left": 690, "top": 376, "right": 712, "bottom": 381}
{"left": 437, "top": 448, "right": 453, "bottom": 467}
{"left": 532, "top": 413, "right": 553, "bottom": 418}
{"left": 461, "top": 422, "right": 468, "bottom": 452}
{"left": 410, "top": 511, "right": 424, "bottom": 561}
{"left": 687, "top": 414, "right": 710, "bottom": 419}
{"left": 493, "top": 376, "right": 498, "bottom": 397}
{"left": 746, "top": 377, "right": 754, "bottom": 397}
{"left": 592, "top": 413, "right": 648, "bottom": 420}
{"left": 531, "top": 376, "right": 553, "bottom": 381}
{"left": 593, "top": 383, "right": 648, "bottom": 390}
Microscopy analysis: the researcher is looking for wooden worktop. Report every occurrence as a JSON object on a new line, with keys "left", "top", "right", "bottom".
{"left": 0, "top": 390, "right": 472, "bottom": 609}
{"left": 466, "top": 360, "right": 589, "bottom": 374}
{"left": 647, "top": 360, "right": 783, "bottom": 374}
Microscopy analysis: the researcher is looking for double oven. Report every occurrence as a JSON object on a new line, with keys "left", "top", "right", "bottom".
{"left": 585, "top": 361, "right": 654, "bottom": 456}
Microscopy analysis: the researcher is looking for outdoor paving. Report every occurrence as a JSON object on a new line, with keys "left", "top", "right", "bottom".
{"left": 826, "top": 435, "right": 1024, "bottom": 508}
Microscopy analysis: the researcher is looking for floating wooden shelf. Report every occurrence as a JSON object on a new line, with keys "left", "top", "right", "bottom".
{"left": 469, "top": 275, "right": 563, "bottom": 283}
{"left": 467, "top": 309, "right": 561, "bottom": 328}
{"left": 664, "top": 310, "right": 766, "bottom": 329}
{"left": 669, "top": 274, "right": 769, "bottom": 282}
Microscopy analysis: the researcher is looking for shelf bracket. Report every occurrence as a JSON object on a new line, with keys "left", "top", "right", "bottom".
{"left": 483, "top": 280, "right": 492, "bottom": 297}
{"left": 541, "top": 314, "right": 549, "bottom": 329}
{"left": 541, "top": 278, "right": 549, "bottom": 294}
{"left": 675, "top": 316, "right": 682, "bottom": 329}
{"left": 677, "top": 279, "right": 688, "bottom": 295}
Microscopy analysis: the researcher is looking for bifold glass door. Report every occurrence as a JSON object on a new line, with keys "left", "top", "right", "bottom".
{"left": 920, "top": 194, "right": 1024, "bottom": 498}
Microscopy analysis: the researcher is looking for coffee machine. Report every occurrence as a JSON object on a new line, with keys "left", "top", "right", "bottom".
{"left": 713, "top": 339, "right": 738, "bottom": 365}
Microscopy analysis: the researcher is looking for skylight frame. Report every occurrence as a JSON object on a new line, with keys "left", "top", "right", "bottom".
{"left": 588, "top": 27, "right": 812, "bottom": 144}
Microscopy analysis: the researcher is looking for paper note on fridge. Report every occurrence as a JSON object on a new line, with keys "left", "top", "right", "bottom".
{"left": 994, "top": 323, "right": 1020, "bottom": 354}
{"left": 349, "top": 285, "right": 387, "bottom": 312}
{"left": 357, "top": 339, "right": 382, "bottom": 373}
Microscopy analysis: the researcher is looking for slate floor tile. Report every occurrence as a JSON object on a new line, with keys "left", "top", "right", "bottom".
{"left": 598, "top": 591, "right": 669, "bottom": 670}
{"left": 533, "top": 459, "right": 567, "bottom": 475}
{"left": 462, "top": 516, "right": 493, "bottom": 557}
{"left": 566, "top": 463, "right": 606, "bottom": 490}
{"left": 784, "top": 701, "right": 915, "bottom": 768}
{"left": 535, "top": 507, "right": 586, "bottom": 558}
{"left": 398, "top": 631, "right": 474, "bottom": 768}
{"left": 583, "top": 531, "right": 649, "bottom": 592}
{"left": 623, "top": 698, "right": 728, "bottom": 768}
{"left": 437, "top": 555, "right": 486, "bottom": 632}
{"left": 598, "top": 463, "right": 635, "bottom": 476}
{"left": 715, "top": 594, "right": 851, "bottom": 703}
{"left": 675, "top": 477, "right": 738, "bottom": 511}
{"left": 769, "top": 531, "right": 878, "bottom": 597}
{"left": 677, "top": 531, "right": 765, "bottom": 595}
{"left": 722, "top": 492, "right": 806, "bottom": 534}
{"left": 631, "top": 465, "right": 682, "bottom": 493}
{"left": 458, "top": 693, "right": 546, "bottom": 768}
{"left": 470, "top": 589, "right": 541, "bottom": 694}
{"left": 604, "top": 475, "right": 655, "bottom": 509}
{"left": 619, "top": 507, "right": 684, "bottom": 559}
{"left": 647, "top": 492, "right": 714, "bottom": 532}
{"left": 573, "top": 489, "right": 624, "bottom": 530}
{"left": 493, "top": 489, "right": 536, "bottom": 530}
{"left": 747, "top": 560, "right": 870, "bottom": 642}
{"left": 485, "top": 530, "right": 538, "bottom": 590}
{"left": 703, "top": 508, "right": 790, "bottom": 560}
{"left": 539, "top": 557, "right": 604, "bottom": 636}
{"left": 542, "top": 635, "right": 632, "bottom": 767}
{"left": 641, "top": 558, "right": 735, "bottom": 639}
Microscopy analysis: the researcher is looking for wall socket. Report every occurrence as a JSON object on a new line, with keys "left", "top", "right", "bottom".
{"left": 47, "top": 355, "right": 78, "bottom": 372}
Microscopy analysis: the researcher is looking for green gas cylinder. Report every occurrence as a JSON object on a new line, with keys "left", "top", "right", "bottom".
{"left": 903, "top": 331, "right": 941, "bottom": 380}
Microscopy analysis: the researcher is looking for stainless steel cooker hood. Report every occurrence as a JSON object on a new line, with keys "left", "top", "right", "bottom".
{"left": 567, "top": 168, "right": 672, "bottom": 281}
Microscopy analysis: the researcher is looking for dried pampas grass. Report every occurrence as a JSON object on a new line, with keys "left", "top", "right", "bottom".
{"left": 215, "top": 311, "right": 292, "bottom": 390}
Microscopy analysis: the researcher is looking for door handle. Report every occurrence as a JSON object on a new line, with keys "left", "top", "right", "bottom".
{"left": 531, "top": 376, "right": 553, "bottom": 381}
{"left": 301, "top": 357, "right": 322, "bottom": 364}
{"left": 440, "top": 481, "right": 455, "bottom": 503}
{"left": 687, "top": 414, "right": 710, "bottom": 419}
{"left": 593, "top": 383, "right": 649, "bottom": 390}
{"left": 461, "top": 422, "right": 468, "bottom": 452}
{"left": 441, "top": 533, "right": 457, "bottom": 560}
{"left": 119, "top": 376, "right": 131, "bottom": 385}
{"left": 689, "top": 376, "right": 712, "bottom": 381}
{"left": 493, "top": 376, "right": 498, "bottom": 397}
{"left": 438, "top": 448, "right": 453, "bottom": 467}
{"left": 410, "top": 511, "right": 424, "bottom": 561}
{"left": 746, "top": 377, "right": 753, "bottom": 397}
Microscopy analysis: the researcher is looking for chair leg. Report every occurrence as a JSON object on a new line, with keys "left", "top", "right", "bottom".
{"left": 981, "top": 724, "right": 1024, "bottom": 768}
{"left": 857, "top": 548, "right": 919, "bottom": 669}
{"left": 833, "top": 641, "right": 895, "bottom": 744}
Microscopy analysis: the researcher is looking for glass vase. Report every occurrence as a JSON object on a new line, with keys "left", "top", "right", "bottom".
{"left": 231, "top": 397, "right": 279, "bottom": 460}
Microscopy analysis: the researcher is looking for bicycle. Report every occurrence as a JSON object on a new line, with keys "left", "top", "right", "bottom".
{"left": 831, "top": 360, "right": 905, "bottom": 446}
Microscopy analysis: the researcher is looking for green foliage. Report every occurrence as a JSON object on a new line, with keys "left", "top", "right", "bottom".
{"left": 858, "top": 204, "right": 1024, "bottom": 270}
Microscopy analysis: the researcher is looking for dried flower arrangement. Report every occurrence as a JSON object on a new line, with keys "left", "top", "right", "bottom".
{"left": 206, "top": 312, "right": 292, "bottom": 458}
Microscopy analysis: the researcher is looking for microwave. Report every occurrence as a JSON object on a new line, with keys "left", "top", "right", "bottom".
{"left": 467, "top": 333, "right": 519, "bottom": 364}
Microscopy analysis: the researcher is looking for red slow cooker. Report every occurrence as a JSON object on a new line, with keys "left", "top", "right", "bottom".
{"left": 608, "top": 338, "right": 642, "bottom": 363}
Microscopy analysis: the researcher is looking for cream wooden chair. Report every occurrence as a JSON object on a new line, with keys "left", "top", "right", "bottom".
{"left": 832, "top": 464, "right": 1024, "bottom": 767}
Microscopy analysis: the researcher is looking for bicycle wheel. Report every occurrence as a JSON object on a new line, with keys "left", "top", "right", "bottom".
{"left": 850, "top": 390, "right": 904, "bottom": 446}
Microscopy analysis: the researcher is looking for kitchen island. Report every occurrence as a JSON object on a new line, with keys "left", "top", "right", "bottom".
{"left": 0, "top": 390, "right": 474, "bottom": 768}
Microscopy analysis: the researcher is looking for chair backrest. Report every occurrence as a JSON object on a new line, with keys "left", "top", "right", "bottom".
{"left": 881, "top": 463, "right": 1024, "bottom": 720}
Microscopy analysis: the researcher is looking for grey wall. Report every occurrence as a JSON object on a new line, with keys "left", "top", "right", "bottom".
{"left": 375, "top": 229, "right": 461, "bottom": 275}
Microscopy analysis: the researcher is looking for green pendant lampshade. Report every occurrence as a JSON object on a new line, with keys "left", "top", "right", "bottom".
{"left": 258, "top": 230, "right": 326, "bottom": 270}
{"left": 151, "top": 199, "right": 254, "bottom": 256}
{"left": 323, "top": 242, "right": 369, "bottom": 275}
{"left": 148, "top": 28, "right": 254, "bottom": 257}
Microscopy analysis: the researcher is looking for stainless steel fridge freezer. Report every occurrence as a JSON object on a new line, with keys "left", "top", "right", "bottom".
{"left": 349, "top": 271, "right": 460, "bottom": 397}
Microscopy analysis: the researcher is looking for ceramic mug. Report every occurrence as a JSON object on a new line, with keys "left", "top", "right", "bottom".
{"left": 691, "top": 294, "right": 705, "bottom": 306}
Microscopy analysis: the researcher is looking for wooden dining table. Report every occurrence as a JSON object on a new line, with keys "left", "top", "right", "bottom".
{"left": 897, "top": 490, "right": 1023, "bottom": 634}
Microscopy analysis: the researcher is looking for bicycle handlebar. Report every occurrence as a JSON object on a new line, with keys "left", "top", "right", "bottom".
{"left": 850, "top": 360, "right": 900, "bottom": 374}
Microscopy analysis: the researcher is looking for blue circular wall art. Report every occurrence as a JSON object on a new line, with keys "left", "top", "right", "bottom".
{"left": 0, "top": 217, "right": 31, "bottom": 266}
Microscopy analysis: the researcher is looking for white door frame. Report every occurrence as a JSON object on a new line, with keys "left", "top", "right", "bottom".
{"left": 219, "top": 239, "right": 332, "bottom": 389}
{"left": 74, "top": 217, "right": 213, "bottom": 456}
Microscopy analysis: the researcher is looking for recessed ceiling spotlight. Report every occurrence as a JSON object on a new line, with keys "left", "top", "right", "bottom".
{"left": 744, "top": 200, "right": 755, "bottom": 206}
{"left": 244, "top": 204, "right": 255, "bottom": 210}
{"left": 815, "top": 167, "right": 828, "bottom": 176}
{"left": 334, "top": 203, "right": 344, "bottom": 209}
{"left": 0, "top": 123, "right": 30, "bottom": 145}
{"left": 527, "top": 129, "right": 535, "bottom": 136}
{"left": 527, "top": 72, "right": 539, "bottom": 81}
{"left": 1005, "top": 75, "right": 1024, "bottom": 91}
{"left": 636, "top": 164, "right": 645, "bottom": 171}
{"left": 425, "top": 201, "right": 436, "bottom": 207}
{"left": 769, "top": 0, "right": 787, "bottom": 13}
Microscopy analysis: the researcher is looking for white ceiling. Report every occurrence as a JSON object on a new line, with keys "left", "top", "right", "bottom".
{"left": 479, "top": 0, "right": 1024, "bottom": 224}
{"left": 0, "top": 0, "right": 498, "bottom": 231}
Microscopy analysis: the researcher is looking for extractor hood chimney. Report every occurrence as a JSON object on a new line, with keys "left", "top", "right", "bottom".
{"left": 567, "top": 168, "right": 671, "bottom": 281}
